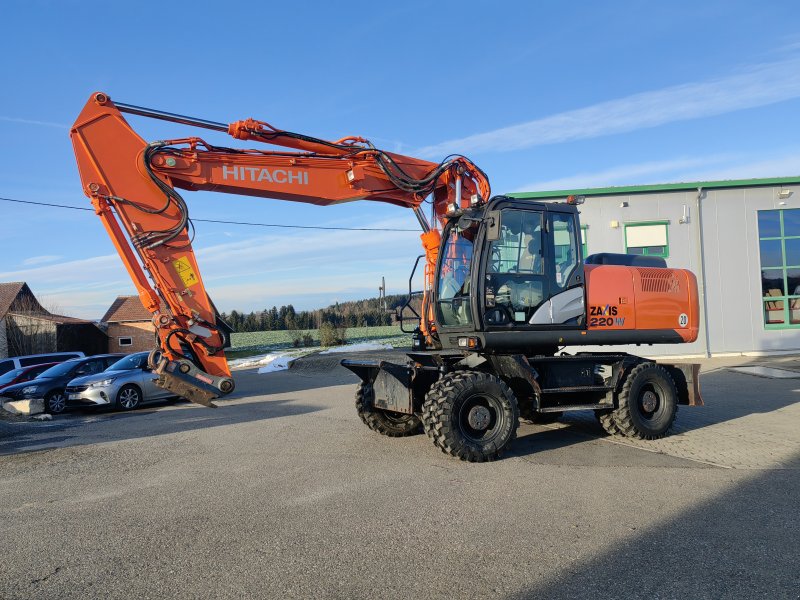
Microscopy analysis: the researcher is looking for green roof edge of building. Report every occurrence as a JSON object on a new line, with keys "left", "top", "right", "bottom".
{"left": 507, "top": 175, "right": 800, "bottom": 200}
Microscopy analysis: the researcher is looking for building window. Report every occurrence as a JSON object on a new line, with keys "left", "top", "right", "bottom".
{"left": 580, "top": 226, "right": 588, "bottom": 259}
{"left": 118, "top": 337, "right": 133, "bottom": 347}
{"left": 759, "top": 209, "right": 800, "bottom": 328}
{"left": 624, "top": 222, "right": 669, "bottom": 257}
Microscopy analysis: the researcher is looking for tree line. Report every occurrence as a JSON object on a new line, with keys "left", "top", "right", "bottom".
{"left": 219, "top": 294, "right": 421, "bottom": 332}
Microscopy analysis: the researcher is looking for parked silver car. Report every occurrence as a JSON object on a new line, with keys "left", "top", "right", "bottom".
{"left": 65, "top": 352, "right": 176, "bottom": 410}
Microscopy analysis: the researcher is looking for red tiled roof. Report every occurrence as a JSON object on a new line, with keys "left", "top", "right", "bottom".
{"left": 0, "top": 282, "right": 25, "bottom": 319}
{"left": 101, "top": 296, "right": 158, "bottom": 323}
{"left": 0, "top": 282, "right": 51, "bottom": 319}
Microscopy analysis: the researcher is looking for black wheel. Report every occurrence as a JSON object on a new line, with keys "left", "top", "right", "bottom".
{"left": 116, "top": 384, "right": 142, "bottom": 411}
{"left": 422, "top": 371, "right": 519, "bottom": 462}
{"left": 355, "top": 382, "right": 422, "bottom": 437}
{"left": 595, "top": 410, "right": 622, "bottom": 436}
{"left": 45, "top": 390, "right": 67, "bottom": 414}
{"left": 612, "top": 363, "right": 678, "bottom": 439}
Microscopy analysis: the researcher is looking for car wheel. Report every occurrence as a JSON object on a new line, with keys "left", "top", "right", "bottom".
{"left": 116, "top": 384, "right": 142, "bottom": 411}
{"left": 45, "top": 390, "right": 67, "bottom": 414}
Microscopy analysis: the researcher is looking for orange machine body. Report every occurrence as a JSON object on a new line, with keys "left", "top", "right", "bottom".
{"left": 584, "top": 264, "right": 700, "bottom": 343}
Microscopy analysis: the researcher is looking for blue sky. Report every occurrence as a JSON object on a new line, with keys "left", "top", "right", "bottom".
{"left": 2, "top": 0, "right": 800, "bottom": 318}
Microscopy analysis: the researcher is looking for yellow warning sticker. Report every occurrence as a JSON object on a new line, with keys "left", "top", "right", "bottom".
{"left": 173, "top": 256, "right": 199, "bottom": 287}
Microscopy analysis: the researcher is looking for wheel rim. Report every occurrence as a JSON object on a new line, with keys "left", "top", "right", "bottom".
{"left": 637, "top": 384, "right": 662, "bottom": 419}
{"left": 49, "top": 393, "right": 66, "bottom": 413}
{"left": 120, "top": 388, "right": 140, "bottom": 409}
{"left": 457, "top": 394, "right": 506, "bottom": 444}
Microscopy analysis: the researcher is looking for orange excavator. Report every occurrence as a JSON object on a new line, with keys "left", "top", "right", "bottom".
{"left": 71, "top": 92, "right": 701, "bottom": 461}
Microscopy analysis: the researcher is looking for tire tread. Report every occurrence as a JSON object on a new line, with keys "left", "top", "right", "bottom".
{"left": 421, "top": 371, "right": 519, "bottom": 462}
{"left": 612, "top": 362, "right": 678, "bottom": 440}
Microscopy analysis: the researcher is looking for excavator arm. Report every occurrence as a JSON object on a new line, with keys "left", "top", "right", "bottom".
{"left": 70, "top": 92, "right": 490, "bottom": 405}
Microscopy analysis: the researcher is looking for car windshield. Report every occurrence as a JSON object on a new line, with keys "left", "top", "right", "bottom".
{"left": 0, "top": 368, "right": 25, "bottom": 384}
{"left": 37, "top": 361, "right": 80, "bottom": 378}
{"left": 106, "top": 353, "right": 146, "bottom": 371}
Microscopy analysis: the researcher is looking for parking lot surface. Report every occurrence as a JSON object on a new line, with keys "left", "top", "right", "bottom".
{"left": 1, "top": 352, "right": 798, "bottom": 599}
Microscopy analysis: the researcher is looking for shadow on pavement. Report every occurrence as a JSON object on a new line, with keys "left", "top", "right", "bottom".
{"left": 0, "top": 396, "right": 322, "bottom": 457}
{"left": 551, "top": 364, "right": 800, "bottom": 441}
{"left": 507, "top": 451, "right": 800, "bottom": 599}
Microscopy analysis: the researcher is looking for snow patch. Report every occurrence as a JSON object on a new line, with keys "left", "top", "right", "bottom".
{"left": 319, "top": 342, "right": 394, "bottom": 354}
{"left": 228, "top": 352, "right": 296, "bottom": 373}
{"left": 257, "top": 354, "right": 295, "bottom": 374}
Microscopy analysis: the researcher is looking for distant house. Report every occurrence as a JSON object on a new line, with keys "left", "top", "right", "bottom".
{"left": 0, "top": 282, "right": 106, "bottom": 358}
{"left": 101, "top": 296, "right": 160, "bottom": 354}
{"left": 101, "top": 295, "right": 232, "bottom": 354}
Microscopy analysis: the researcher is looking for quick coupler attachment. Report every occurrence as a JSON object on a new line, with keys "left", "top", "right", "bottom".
{"left": 149, "top": 351, "right": 235, "bottom": 408}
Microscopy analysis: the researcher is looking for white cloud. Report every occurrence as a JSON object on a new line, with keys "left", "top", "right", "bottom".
{"left": 515, "top": 156, "right": 734, "bottom": 192}
{"left": 0, "top": 215, "right": 426, "bottom": 318}
{"left": 21, "top": 255, "right": 63, "bottom": 266}
{"left": 514, "top": 150, "right": 800, "bottom": 195}
{"left": 0, "top": 254, "right": 122, "bottom": 284}
{"left": 418, "top": 55, "right": 800, "bottom": 157}
{"left": 0, "top": 116, "right": 69, "bottom": 129}
{"left": 673, "top": 153, "right": 800, "bottom": 182}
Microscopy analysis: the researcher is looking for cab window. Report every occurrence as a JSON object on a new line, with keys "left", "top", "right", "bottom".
{"left": 485, "top": 209, "right": 545, "bottom": 325}
{"left": 436, "top": 223, "right": 476, "bottom": 327}
{"left": 550, "top": 213, "right": 579, "bottom": 291}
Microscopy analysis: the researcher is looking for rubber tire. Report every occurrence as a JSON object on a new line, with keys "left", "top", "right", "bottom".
{"left": 45, "top": 390, "right": 67, "bottom": 414}
{"left": 116, "top": 384, "right": 142, "bottom": 411}
{"left": 612, "top": 363, "right": 678, "bottom": 439}
{"left": 355, "top": 382, "right": 422, "bottom": 437}
{"left": 596, "top": 410, "right": 622, "bottom": 436}
{"left": 422, "top": 371, "right": 519, "bottom": 462}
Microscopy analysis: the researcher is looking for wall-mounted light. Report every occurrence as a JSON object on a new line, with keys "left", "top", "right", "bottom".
{"left": 778, "top": 189, "right": 793, "bottom": 199}
{"left": 619, "top": 201, "right": 629, "bottom": 208}
{"left": 610, "top": 220, "right": 620, "bottom": 228}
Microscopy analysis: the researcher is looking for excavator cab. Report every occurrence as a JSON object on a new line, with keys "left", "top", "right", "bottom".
{"left": 433, "top": 196, "right": 586, "bottom": 352}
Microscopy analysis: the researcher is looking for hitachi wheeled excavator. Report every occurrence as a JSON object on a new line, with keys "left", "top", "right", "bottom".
{"left": 71, "top": 92, "right": 702, "bottom": 462}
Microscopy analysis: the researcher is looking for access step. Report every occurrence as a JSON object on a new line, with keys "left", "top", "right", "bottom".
{"left": 538, "top": 403, "right": 611, "bottom": 413}
{"left": 540, "top": 385, "right": 611, "bottom": 394}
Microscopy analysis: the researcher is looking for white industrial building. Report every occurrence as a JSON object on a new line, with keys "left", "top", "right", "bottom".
{"left": 511, "top": 176, "right": 800, "bottom": 357}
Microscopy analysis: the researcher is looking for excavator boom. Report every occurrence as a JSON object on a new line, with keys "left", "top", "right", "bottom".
{"left": 70, "top": 92, "right": 490, "bottom": 405}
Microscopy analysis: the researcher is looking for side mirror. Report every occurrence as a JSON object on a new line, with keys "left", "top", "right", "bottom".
{"left": 486, "top": 210, "right": 501, "bottom": 241}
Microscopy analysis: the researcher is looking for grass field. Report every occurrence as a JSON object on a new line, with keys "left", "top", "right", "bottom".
{"left": 227, "top": 325, "right": 410, "bottom": 359}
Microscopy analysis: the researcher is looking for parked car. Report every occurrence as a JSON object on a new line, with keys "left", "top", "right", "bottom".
{"left": 0, "top": 351, "right": 85, "bottom": 376}
{"left": 0, "top": 354, "right": 124, "bottom": 414}
{"left": 65, "top": 351, "right": 177, "bottom": 411}
{"left": 0, "top": 362, "right": 59, "bottom": 393}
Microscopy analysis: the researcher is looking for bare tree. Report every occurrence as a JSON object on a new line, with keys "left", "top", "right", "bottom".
{"left": 5, "top": 293, "right": 61, "bottom": 356}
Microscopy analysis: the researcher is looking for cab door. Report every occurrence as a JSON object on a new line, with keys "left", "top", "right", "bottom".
{"left": 480, "top": 205, "right": 585, "bottom": 329}
{"left": 533, "top": 210, "right": 586, "bottom": 326}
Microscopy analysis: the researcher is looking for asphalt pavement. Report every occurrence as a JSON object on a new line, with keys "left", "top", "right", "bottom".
{"left": 0, "top": 351, "right": 798, "bottom": 599}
